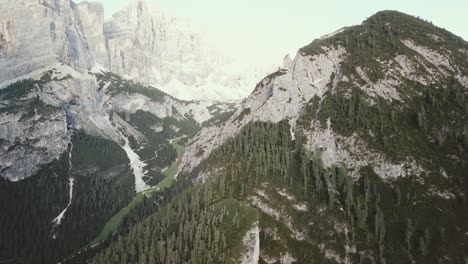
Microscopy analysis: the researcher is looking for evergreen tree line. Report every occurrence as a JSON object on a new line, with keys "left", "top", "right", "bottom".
{"left": 0, "top": 131, "right": 136, "bottom": 263}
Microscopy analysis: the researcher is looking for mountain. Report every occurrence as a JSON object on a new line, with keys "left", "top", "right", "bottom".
{"left": 1, "top": 4, "right": 468, "bottom": 264}
{"left": 79, "top": 0, "right": 266, "bottom": 102}
{"left": 91, "top": 11, "right": 468, "bottom": 264}
{"left": 0, "top": 0, "right": 267, "bottom": 102}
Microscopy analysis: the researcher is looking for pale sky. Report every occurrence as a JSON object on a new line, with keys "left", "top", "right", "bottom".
{"left": 79, "top": 0, "right": 468, "bottom": 68}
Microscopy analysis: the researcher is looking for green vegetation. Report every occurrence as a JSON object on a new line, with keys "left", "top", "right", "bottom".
{"left": 113, "top": 108, "right": 200, "bottom": 186}
{"left": 89, "top": 137, "right": 186, "bottom": 246}
{"left": 90, "top": 193, "right": 145, "bottom": 246}
{"left": 92, "top": 182, "right": 259, "bottom": 264}
{"left": 4, "top": 11, "right": 468, "bottom": 264}
{"left": 93, "top": 114, "right": 468, "bottom": 263}
{"left": 0, "top": 79, "right": 40, "bottom": 100}
{"left": 0, "top": 79, "right": 52, "bottom": 117}
{"left": 317, "top": 79, "right": 468, "bottom": 183}
{"left": 0, "top": 131, "right": 135, "bottom": 264}
{"left": 300, "top": 10, "right": 468, "bottom": 82}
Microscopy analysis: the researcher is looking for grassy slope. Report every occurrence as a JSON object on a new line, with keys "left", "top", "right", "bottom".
{"left": 90, "top": 137, "right": 186, "bottom": 245}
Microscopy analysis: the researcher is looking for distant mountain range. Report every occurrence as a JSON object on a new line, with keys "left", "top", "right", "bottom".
{"left": 0, "top": 0, "right": 270, "bottom": 102}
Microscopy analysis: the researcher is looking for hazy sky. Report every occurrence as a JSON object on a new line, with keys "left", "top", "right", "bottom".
{"left": 79, "top": 0, "right": 468, "bottom": 68}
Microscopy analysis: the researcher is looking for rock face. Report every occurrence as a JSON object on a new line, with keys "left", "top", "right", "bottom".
{"left": 0, "top": 0, "right": 266, "bottom": 102}
{"left": 0, "top": 0, "right": 242, "bottom": 181}
{"left": 240, "top": 222, "right": 260, "bottom": 264}
{"left": 179, "top": 45, "right": 348, "bottom": 173}
{"left": 76, "top": 1, "right": 107, "bottom": 64}
{"left": 0, "top": 0, "right": 94, "bottom": 86}
{"left": 0, "top": 106, "right": 69, "bottom": 181}
{"left": 103, "top": 0, "right": 155, "bottom": 83}
{"left": 84, "top": 0, "right": 265, "bottom": 102}
{"left": 174, "top": 11, "right": 468, "bottom": 264}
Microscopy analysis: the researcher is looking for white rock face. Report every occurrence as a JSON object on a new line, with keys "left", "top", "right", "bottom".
{"left": 248, "top": 189, "right": 305, "bottom": 241}
{"left": 105, "top": 91, "right": 231, "bottom": 125}
{"left": 1, "top": 0, "right": 270, "bottom": 102}
{"left": 76, "top": 1, "right": 107, "bottom": 64}
{"left": 77, "top": 0, "right": 267, "bottom": 102}
{"left": 305, "top": 119, "right": 425, "bottom": 180}
{"left": 0, "top": 0, "right": 94, "bottom": 86}
{"left": 0, "top": 108, "right": 70, "bottom": 181}
{"left": 401, "top": 39, "right": 468, "bottom": 89}
{"left": 240, "top": 222, "right": 260, "bottom": 264}
{"left": 0, "top": 61, "right": 236, "bottom": 181}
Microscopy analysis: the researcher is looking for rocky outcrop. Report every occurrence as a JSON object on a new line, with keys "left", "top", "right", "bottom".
{"left": 103, "top": 0, "right": 155, "bottom": 83}
{"left": 0, "top": 0, "right": 94, "bottom": 86}
{"left": 240, "top": 222, "right": 260, "bottom": 264}
{"left": 0, "top": 105, "right": 69, "bottom": 181}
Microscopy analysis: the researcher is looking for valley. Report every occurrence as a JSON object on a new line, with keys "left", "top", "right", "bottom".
{"left": 91, "top": 136, "right": 186, "bottom": 246}
{"left": 0, "top": 1, "right": 467, "bottom": 263}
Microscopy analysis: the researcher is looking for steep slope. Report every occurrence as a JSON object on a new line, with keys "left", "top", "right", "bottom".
{"left": 76, "top": 1, "right": 108, "bottom": 64}
{"left": 184, "top": 10, "right": 468, "bottom": 263}
{"left": 93, "top": 11, "right": 468, "bottom": 264}
{"left": 180, "top": 10, "right": 468, "bottom": 179}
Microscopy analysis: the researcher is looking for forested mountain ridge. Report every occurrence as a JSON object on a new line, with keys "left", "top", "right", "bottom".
{"left": 92, "top": 11, "right": 468, "bottom": 264}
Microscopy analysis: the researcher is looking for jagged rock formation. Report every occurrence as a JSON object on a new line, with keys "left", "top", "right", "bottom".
{"left": 76, "top": 1, "right": 107, "bottom": 64}
{"left": 97, "top": 0, "right": 264, "bottom": 101}
{"left": 0, "top": 0, "right": 267, "bottom": 102}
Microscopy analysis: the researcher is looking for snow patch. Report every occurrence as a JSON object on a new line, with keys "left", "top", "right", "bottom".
{"left": 51, "top": 175, "right": 75, "bottom": 239}
{"left": 89, "top": 64, "right": 108, "bottom": 74}
{"left": 118, "top": 132, "right": 150, "bottom": 193}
